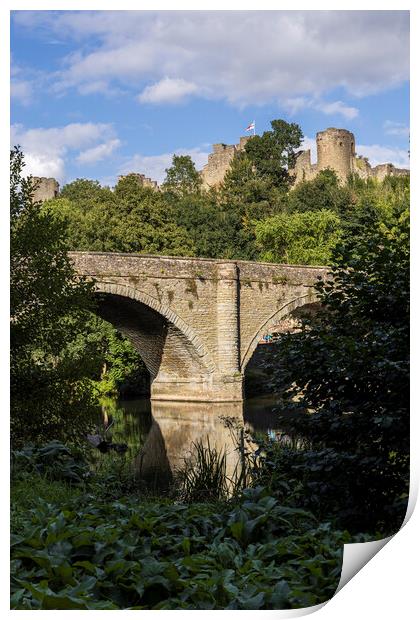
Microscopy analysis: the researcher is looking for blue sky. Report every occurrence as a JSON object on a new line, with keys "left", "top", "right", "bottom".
{"left": 10, "top": 10, "right": 410, "bottom": 187}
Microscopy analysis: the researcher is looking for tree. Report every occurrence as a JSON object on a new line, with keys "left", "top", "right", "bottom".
{"left": 288, "top": 169, "right": 352, "bottom": 214}
{"left": 83, "top": 316, "right": 150, "bottom": 398}
{"left": 60, "top": 178, "right": 111, "bottom": 206}
{"left": 162, "top": 155, "right": 202, "bottom": 196}
{"left": 244, "top": 119, "right": 303, "bottom": 189}
{"left": 45, "top": 174, "right": 196, "bottom": 256}
{"left": 215, "top": 119, "right": 303, "bottom": 261}
{"left": 263, "top": 198, "right": 409, "bottom": 533}
{"left": 255, "top": 209, "right": 341, "bottom": 265}
{"left": 171, "top": 191, "right": 232, "bottom": 259}
{"left": 10, "top": 148, "right": 99, "bottom": 446}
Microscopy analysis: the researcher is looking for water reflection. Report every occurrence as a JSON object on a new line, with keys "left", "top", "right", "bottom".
{"left": 98, "top": 396, "right": 300, "bottom": 490}
{"left": 138, "top": 400, "right": 245, "bottom": 488}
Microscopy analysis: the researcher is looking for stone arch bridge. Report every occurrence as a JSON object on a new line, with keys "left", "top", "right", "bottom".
{"left": 70, "top": 252, "right": 328, "bottom": 402}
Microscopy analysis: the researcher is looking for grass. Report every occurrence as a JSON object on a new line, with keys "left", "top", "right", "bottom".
{"left": 175, "top": 438, "right": 230, "bottom": 502}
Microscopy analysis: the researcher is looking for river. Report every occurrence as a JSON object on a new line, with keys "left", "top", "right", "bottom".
{"left": 96, "top": 394, "right": 303, "bottom": 490}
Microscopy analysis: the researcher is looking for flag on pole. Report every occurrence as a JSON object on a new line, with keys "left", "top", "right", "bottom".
{"left": 245, "top": 121, "right": 255, "bottom": 132}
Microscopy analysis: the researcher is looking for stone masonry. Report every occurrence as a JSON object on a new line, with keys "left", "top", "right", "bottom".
{"left": 118, "top": 172, "right": 159, "bottom": 190}
{"left": 30, "top": 177, "right": 60, "bottom": 202}
{"left": 290, "top": 127, "right": 409, "bottom": 185}
{"left": 70, "top": 251, "right": 327, "bottom": 402}
{"left": 201, "top": 136, "right": 250, "bottom": 188}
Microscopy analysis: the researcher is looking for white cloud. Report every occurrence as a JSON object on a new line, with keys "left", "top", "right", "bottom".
{"left": 12, "top": 11, "right": 409, "bottom": 106}
{"left": 314, "top": 100, "right": 358, "bottom": 120}
{"left": 282, "top": 97, "right": 309, "bottom": 115}
{"left": 138, "top": 77, "right": 200, "bottom": 104}
{"left": 76, "top": 139, "right": 121, "bottom": 164}
{"left": 119, "top": 147, "right": 211, "bottom": 185}
{"left": 11, "top": 122, "right": 119, "bottom": 182}
{"left": 356, "top": 144, "right": 410, "bottom": 169}
{"left": 11, "top": 79, "right": 34, "bottom": 105}
{"left": 23, "top": 152, "right": 65, "bottom": 181}
{"left": 383, "top": 120, "right": 410, "bottom": 137}
{"left": 282, "top": 97, "right": 358, "bottom": 119}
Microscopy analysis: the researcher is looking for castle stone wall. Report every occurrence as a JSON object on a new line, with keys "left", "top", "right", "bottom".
{"left": 31, "top": 177, "right": 60, "bottom": 202}
{"left": 316, "top": 128, "right": 355, "bottom": 182}
{"left": 118, "top": 172, "right": 158, "bottom": 190}
{"left": 201, "top": 136, "right": 250, "bottom": 188}
{"left": 290, "top": 127, "right": 409, "bottom": 186}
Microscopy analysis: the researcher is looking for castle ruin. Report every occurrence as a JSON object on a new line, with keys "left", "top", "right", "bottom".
{"left": 199, "top": 127, "right": 409, "bottom": 188}
{"left": 117, "top": 172, "right": 159, "bottom": 190}
{"left": 201, "top": 136, "right": 250, "bottom": 188}
{"left": 30, "top": 177, "right": 60, "bottom": 202}
{"left": 290, "top": 128, "right": 409, "bottom": 185}
{"left": 28, "top": 128, "right": 409, "bottom": 200}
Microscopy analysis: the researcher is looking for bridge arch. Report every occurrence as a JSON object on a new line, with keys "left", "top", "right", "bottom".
{"left": 241, "top": 294, "right": 318, "bottom": 371}
{"left": 93, "top": 281, "right": 217, "bottom": 379}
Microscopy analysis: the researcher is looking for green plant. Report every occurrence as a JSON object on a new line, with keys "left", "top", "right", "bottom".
{"left": 12, "top": 441, "right": 90, "bottom": 484}
{"left": 10, "top": 148, "right": 98, "bottom": 447}
{"left": 175, "top": 438, "right": 230, "bottom": 502}
{"left": 11, "top": 487, "right": 364, "bottom": 610}
{"left": 263, "top": 197, "right": 409, "bottom": 534}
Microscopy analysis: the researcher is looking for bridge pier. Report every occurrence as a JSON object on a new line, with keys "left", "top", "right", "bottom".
{"left": 151, "top": 262, "right": 244, "bottom": 402}
{"left": 150, "top": 373, "right": 243, "bottom": 402}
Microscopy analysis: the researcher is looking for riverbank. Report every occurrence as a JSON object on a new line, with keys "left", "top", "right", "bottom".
{"left": 11, "top": 451, "right": 363, "bottom": 610}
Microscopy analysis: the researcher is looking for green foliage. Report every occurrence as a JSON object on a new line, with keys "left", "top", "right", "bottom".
{"left": 11, "top": 475, "right": 83, "bottom": 535}
{"left": 245, "top": 119, "right": 303, "bottom": 189}
{"left": 84, "top": 316, "right": 150, "bottom": 397}
{"left": 262, "top": 197, "right": 409, "bottom": 533}
{"left": 162, "top": 154, "right": 203, "bottom": 196}
{"left": 342, "top": 174, "right": 410, "bottom": 241}
{"left": 176, "top": 438, "right": 230, "bottom": 502}
{"left": 171, "top": 192, "right": 231, "bottom": 258}
{"left": 217, "top": 121, "right": 302, "bottom": 260}
{"left": 288, "top": 169, "right": 352, "bottom": 214}
{"left": 46, "top": 174, "right": 195, "bottom": 256}
{"left": 60, "top": 178, "right": 111, "bottom": 204}
{"left": 255, "top": 209, "right": 342, "bottom": 265}
{"left": 10, "top": 147, "right": 98, "bottom": 446}
{"left": 11, "top": 483, "right": 361, "bottom": 610}
{"left": 12, "top": 441, "right": 90, "bottom": 484}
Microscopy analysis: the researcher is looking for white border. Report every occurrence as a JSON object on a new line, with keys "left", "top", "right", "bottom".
{"left": 2, "top": 2, "right": 417, "bottom": 618}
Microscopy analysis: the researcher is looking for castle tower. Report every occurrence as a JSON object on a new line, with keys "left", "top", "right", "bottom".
{"left": 316, "top": 128, "right": 355, "bottom": 182}
{"left": 201, "top": 136, "right": 251, "bottom": 189}
{"left": 31, "top": 177, "right": 60, "bottom": 202}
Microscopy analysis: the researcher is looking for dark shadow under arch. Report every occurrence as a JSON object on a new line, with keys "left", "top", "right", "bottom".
{"left": 93, "top": 282, "right": 216, "bottom": 382}
{"left": 241, "top": 296, "right": 321, "bottom": 372}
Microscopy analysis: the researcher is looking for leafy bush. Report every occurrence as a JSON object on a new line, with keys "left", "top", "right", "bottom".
{"left": 12, "top": 441, "right": 90, "bottom": 484}
{"left": 10, "top": 486, "right": 365, "bottom": 610}
{"left": 10, "top": 148, "right": 98, "bottom": 447}
{"left": 260, "top": 197, "right": 409, "bottom": 534}
{"left": 255, "top": 209, "right": 341, "bottom": 265}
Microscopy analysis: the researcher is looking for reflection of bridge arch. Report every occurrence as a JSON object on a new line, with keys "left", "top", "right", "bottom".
{"left": 241, "top": 295, "right": 317, "bottom": 371}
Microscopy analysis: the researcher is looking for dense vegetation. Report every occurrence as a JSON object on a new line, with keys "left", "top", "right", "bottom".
{"left": 256, "top": 193, "right": 409, "bottom": 534}
{"left": 10, "top": 118, "right": 409, "bottom": 609}
{"left": 10, "top": 148, "right": 98, "bottom": 446}
{"left": 11, "top": 441, "right": 371, "bottom": 610}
